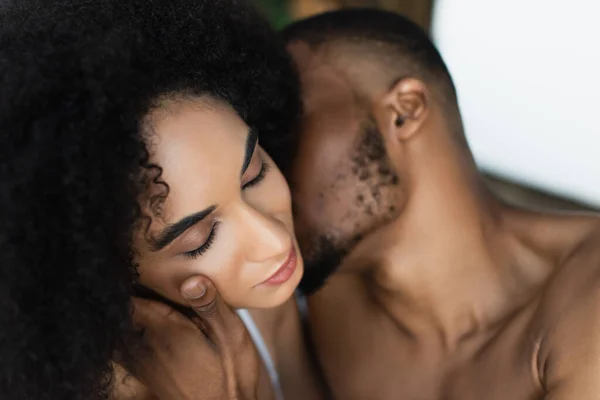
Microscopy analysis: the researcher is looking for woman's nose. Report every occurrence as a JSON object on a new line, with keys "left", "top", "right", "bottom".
{"left": 235, "top": 202, "right": 290, "bottom": 263}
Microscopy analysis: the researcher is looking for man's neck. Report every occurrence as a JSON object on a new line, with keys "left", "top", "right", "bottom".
{"left": 345, "top": 166, "right": 554, "bottom": 349}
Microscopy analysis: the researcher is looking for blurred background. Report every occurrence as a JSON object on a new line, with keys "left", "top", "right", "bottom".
{"left": 254, "top": 0, "right": 600, "bottom": 212}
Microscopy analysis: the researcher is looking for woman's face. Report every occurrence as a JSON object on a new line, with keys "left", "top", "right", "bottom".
{"left": 133, "top": 98, "right": 303, "bottom": 309}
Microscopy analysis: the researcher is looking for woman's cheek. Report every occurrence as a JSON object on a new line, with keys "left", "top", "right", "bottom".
{"left": 211, "top": 272, "right": 251, "bottom": 309}
{"left": 197, "top": 257, "right": 251, "bottom": 308}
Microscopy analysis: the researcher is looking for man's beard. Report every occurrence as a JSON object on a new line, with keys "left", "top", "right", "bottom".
{"left": 296, "top": 113, "right": 399, "bottom": 295}
{"left": 298, "top": 235, "right": 349, "bottom": 295}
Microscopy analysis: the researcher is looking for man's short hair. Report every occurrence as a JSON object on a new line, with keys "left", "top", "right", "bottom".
{"left": 282, "top": 8, "right": 457, "bottom": 105}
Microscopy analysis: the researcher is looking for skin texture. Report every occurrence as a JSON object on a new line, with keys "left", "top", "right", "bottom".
{"left": 286, "top": 34, "right": 600, "bottom": 400}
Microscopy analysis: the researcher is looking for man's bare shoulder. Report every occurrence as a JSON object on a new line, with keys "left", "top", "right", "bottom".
{"left": 533, "top": 216, "right": 600, "bottom": 396}
{"left": 536, "top": 215, "right": 600, "bottom": 319}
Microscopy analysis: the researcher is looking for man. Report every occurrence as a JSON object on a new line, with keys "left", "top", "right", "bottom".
{"left": 280, "top": 8, "right": 600, "bottom": 400}
{"left": 125, "top": 8, "right": 600, "bottom": 400}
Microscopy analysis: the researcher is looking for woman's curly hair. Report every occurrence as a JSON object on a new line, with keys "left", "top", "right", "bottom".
{"left": 0, "top": 0, "right": 301, "bottom": 398}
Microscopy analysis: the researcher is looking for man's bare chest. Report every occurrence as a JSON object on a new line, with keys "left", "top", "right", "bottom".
{"left": 309, "top": 302, "right": 544, "bottom": 400}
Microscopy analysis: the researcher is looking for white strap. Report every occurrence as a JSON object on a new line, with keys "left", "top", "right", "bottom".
{"left": 236, "top": 309, "right": 285, "bottom": 400}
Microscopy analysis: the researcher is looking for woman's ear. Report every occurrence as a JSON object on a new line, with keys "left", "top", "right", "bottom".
{"left": 373, "top": 77, "right": 429, "bottom": 143}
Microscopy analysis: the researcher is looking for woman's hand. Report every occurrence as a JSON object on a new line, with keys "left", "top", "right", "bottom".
{"left": 126, "top": 277, "right": 261, "bottom": 400}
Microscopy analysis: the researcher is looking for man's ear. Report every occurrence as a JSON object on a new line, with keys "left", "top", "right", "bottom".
{"left": 372, "top": 78, "right": 429, "bottom": 143}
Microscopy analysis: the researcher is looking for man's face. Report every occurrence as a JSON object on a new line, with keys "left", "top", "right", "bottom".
{"left": 287, "top": 45, "right": 401, "bottom": 294}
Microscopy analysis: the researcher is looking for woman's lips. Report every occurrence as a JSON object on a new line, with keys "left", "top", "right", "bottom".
{"left": 261, "top": 246, "right": 298, "bottom": 286}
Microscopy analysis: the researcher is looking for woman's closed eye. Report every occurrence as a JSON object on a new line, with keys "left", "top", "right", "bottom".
{"left": 242, "top": 144, "right": 270, "bottom": 190}
{"left": 242, "top": 161, "right": 269, "bottom": 190}
{"left": 183, "top": 221, "right": 221, "bottom": 260}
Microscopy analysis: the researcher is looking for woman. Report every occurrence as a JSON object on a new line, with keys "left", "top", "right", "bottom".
{"left": 0, "top": 0, "right": 322, "bottom": 399}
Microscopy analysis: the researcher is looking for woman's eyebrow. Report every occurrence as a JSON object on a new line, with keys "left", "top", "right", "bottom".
{"left": 240, "top": 127, "right": 258, "bottom": 177}
{"left": 150, "top": 205, "right": 217, "bottom": 251}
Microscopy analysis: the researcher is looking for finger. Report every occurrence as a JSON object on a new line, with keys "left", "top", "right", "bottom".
{"left": 180, "top": 275, "right": 246, "bottom": 348}
{"left": 131, "top": 296, "right": 182, "bottom": 327}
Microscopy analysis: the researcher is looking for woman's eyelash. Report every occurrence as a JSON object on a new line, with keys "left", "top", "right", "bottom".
{"left": 242, "top": 161, "right": 269, "bottom": 190}
{"left": 183, "top": 221, "right": 221, "bottom": 260}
